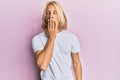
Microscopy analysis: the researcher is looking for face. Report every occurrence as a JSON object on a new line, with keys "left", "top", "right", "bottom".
{"left": 46, "top": 4, "right": 59, "bottom": 27}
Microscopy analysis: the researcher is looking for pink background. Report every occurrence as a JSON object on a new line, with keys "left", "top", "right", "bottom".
{"left": 0, "top": 0, "right": 120, "bottom": 80}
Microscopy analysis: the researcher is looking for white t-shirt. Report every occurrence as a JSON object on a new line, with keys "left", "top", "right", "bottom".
{"left": 32, "top": 30, "right": 81, "bottom": 80}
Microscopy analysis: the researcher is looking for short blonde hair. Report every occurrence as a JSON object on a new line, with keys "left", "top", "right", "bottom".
{"left": 41, "top": 1, "right": 67, "bottom": 31}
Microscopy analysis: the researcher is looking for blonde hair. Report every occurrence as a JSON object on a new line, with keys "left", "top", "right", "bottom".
{"left": 41, "top": 1, "right": 67, "bottom": 31}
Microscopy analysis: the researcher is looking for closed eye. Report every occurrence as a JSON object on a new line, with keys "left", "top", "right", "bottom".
{"left": 46, "top": 11, "right": 50, "bottom": 15}
{"left": 53, "top": 10, "right": 57, "bottom": 14}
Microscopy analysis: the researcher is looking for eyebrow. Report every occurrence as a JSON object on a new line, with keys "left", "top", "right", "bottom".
{"left": 46, "top": 10, "right": 57, "bottom": 12}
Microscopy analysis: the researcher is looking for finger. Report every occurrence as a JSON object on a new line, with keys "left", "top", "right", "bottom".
{"left": 52, "top": 21, "right": 55, "bottom": 30}
{"left": 52, "top": 21, "right": 54, "bottom": 30}
{"left": 50, "top": 20, "right": 52, "bottom": 30}
{"left": 51, "top": 20, "right": 54, "bottom": 30}
{"left": 48, "top": 20, "right": 50, "bottom": 31}
{"left": 54, "top": 21, "right": 57, "bottom": 31}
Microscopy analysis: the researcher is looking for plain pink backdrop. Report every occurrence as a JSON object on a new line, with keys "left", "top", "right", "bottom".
{"left": 0, "top": 0, "right": 120, "bottom": 80}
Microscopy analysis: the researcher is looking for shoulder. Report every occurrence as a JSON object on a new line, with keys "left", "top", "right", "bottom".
{"left": 32, "top": 32, "right": 45, "bottom": 41}
{"left": 63, "top": 30, "right": 78, "bottom": 39}
{"left": 61, "top": 30, "right": 79, "bottom": 43}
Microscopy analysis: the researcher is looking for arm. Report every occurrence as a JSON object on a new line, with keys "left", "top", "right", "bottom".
{"left": 71, "top": 53, "right": 82, "bottom": 80}
{"left": 35, "top": 20, "right": 58, "bottom": 71}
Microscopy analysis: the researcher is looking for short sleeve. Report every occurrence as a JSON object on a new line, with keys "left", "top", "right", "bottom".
{"left": 71, "top": 35, "right": 81, "bottom": 53}
{"left": 32, "top": 36, "right": 44, "bottom": 53}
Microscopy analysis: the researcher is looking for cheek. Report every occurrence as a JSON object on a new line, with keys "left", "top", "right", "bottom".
{"left": 54, "top": 15, "right": 59, "bottom": 21}
{"left": 45, "top": 15, "right": 50, "bottom": 21}
{"left": 46, "top": 15, "right": 49, "bottom": 19}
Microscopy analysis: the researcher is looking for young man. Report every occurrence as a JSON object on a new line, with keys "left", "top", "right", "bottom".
{"left": 32, "top": 1, "right": 82, "bottom": 80}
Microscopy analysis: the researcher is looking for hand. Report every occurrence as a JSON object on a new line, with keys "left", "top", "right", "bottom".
{"left": 47, "top": 20, "right": 58, "bottom": 39}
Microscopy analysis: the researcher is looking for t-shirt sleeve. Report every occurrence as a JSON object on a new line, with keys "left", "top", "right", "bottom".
{"left": 32, "top": 36, "right": 44, "bottom": 53}
{"left": 71, "top": 35, "right": 81, "bottom": 53}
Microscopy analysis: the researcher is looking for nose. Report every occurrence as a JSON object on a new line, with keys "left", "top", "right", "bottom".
{"left": 49, "top": 14, "right": 53, "bottom": 18}
{"left": 48, "top": 12, "right": 54, "bottom": 17}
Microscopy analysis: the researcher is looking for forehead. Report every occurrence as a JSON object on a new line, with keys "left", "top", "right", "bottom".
{"left": 46, "top": 4, "right": 57, "bottom": 11}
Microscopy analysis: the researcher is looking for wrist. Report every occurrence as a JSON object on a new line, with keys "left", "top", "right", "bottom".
{"left": 48, "top": 37, "right": 56, "bottom": 41}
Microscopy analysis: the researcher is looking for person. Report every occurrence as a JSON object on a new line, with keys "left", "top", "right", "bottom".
{"left": 32, "top": 1, "right": 82, "bottom": 80}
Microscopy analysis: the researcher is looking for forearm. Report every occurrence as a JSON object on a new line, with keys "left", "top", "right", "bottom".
{"left": 73, "top": 62, "right": 82, "bottom": 80}
{"left": 37, "top": 19, "right": 57, "bottom": 71}
{"left": 37, "top": 38, "right": 55, "bottom": 70}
